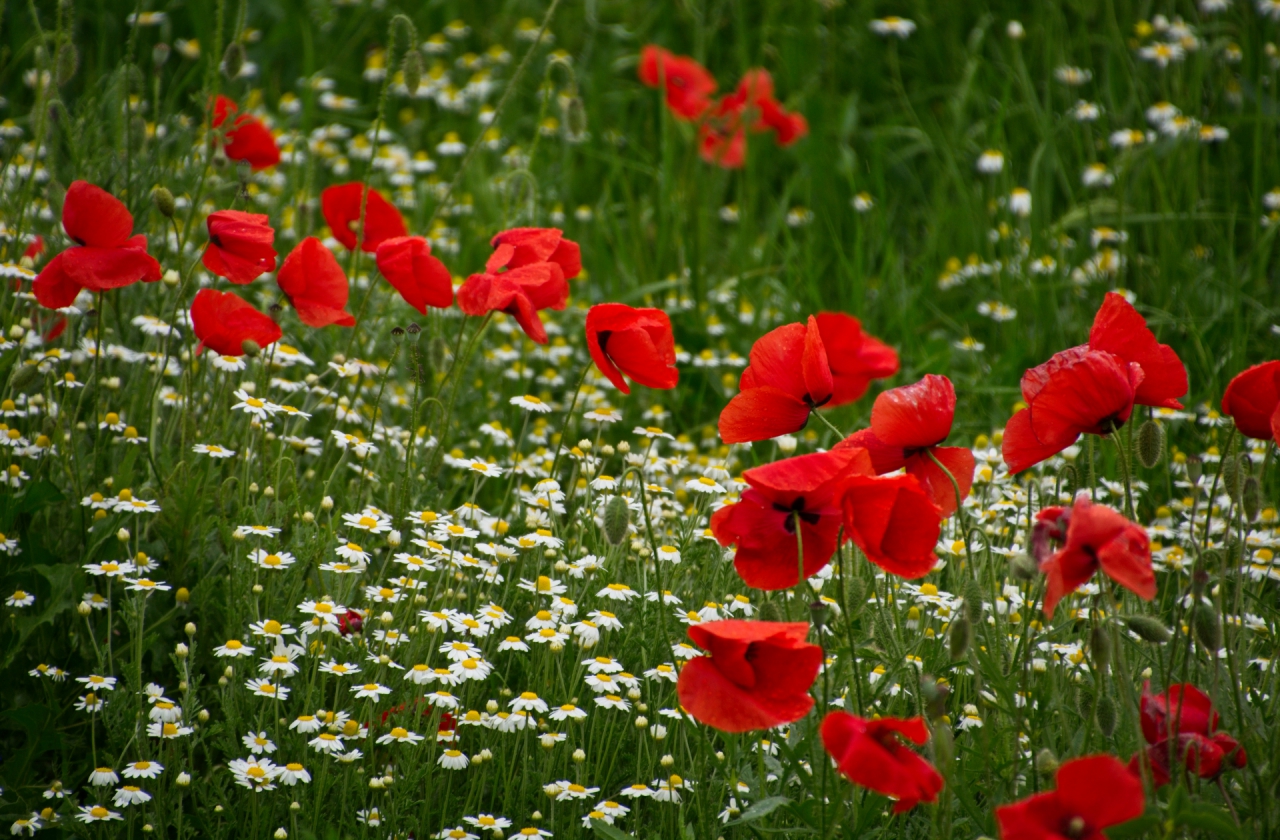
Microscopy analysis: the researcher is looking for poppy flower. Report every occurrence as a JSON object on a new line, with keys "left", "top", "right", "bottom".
{"left": 638, "top": 45, "right": 717, "bottom": 121}
{"left": 1032, "top": 496, "right": 1155, "bottom": 617}
{"left": 212, "top": 95, "right": 281, "bottom": 170}
{"left": 190, "top": 288, "right": 282, "bottom": 356}
{"left": 276, "top": 237, "right": 356, "bottom": 328}
{"left": 1138, "top": 682, "right": 1218, "bottom": 744}
{"left": 838, "top": 375, "right": 975, "bottom": 516}
{"left": 813, "top": 313, "right": 899, "bottom": 405}
{"left": 1088, "top": 292, "right": 1187, "bottom": 410}
{"left": 711, "top": 447, "right": 873, "bottom": 590}
{"left": 1002, "top": 346, "right": 1143, "bottom": 474}
{"left": 841, "top": 473, "right": 942, "bottom": 579}
{"left": 698, "top": 122, "right": 747, "bottom": 168}
{"left": 321, "top": 183, "right": 408, "bottom": 253}
{"left": 718, "top": 317, "right": 833, "bottom": 443}
{"left": 456, "top": 263, "right": 568, "bottom": 345}
{"left": 339, "top": 609, "right": 363, "bottom": 636}
{"left": 486, "top": 227, "right": 581, "bottom": 280}
{"left": 33, "top": 181, "right": 163, "bottom": 310}
{"left": 996, "top": 755, "right": 1145, "bottom": 840}
{"left": 676, "top": 620, "right": 822, "bottom": 732}
{"left": 696, "top": 69, "right": 808, "bottom": 169}
{"left": 22, "top": 235, "right": 44, "bottom": 262}
{"left": 375, "top": 236, "right": 453, "bottom": 314}
{"left": 584, "top": 303, "right": 678, "bottom": 394}
{"left": 1131, "top": 682, "right": 1246, "bottom": 786}
{"left": 1221, "top": 361, "right": 1280, "bottom": 443}
{"left": 820, "top": 713, "right": 944, "bottom": 813}
{"left": 202, "top": 210, "right": 277, "bottom": 285}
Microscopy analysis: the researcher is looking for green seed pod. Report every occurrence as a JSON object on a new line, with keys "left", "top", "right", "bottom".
{"left": 949, "top": 615, "right": 971, "bottom": 660}
{"left": 152, "top": 186, "right": 176, "bottom": 218}
{"left": 1186, "top": 455, "right": 1203, "bottom": 485}
{"left": 759, "top": 600, "right": 784, "bottom": 623}
{"left": 1193, "top": 603, "right": 1222, "bottom": 652}
{"left": 1095, "top": 693, "right": 1117, "bottom": 737}
{"left": 390, "top": 326, "right": 405, "bottom": 342}
{"left": 1222, "top": 453, "right": 1242, "bottom": 503}
{"left": 808, "top": 600, "right": 830, "bottom": 634}
{"left": 1090, "top": 625, "right": 1112, "bottom": 673}
{"left": 55, "top": 41, "right": 79, "bottom": 86}
{"left": 845, "top": 576, "right": 866, "bottom": 615}
{"left": 1135, "top": 420, "right": 1164, "bottom": 469}
{"left": 1009, "top": 552, "right": 1038, "bottom": 581}
{"left": 602, "top": 495, "right": 629, "bottom": 546}
{"left": 963, "top": 577, "right": 984, "bottom": 624}
{"left": 403, "top": 50, "right": 423, "bottom": 95}
{"left": 932, "top": 722, "right": 954, "bottom": 767}
{"left": 240, "top": 339, "right": 261, "bottom": 358}
{"left": 1035, "top": 748, "right": 1059, "bottom": 776}
{"left": 1242, "top": 475, "right": 1261, "bottom": 523}
{"left": 561, "top": 95, "right": 587, "bottom": 142}
{"left": 9, "top": 361, "right": 40, "bottom": 394}
{"left": 1123, "top": 615, "right": 1171, "bottom": 644}
{"left": 222, "top": 42, "right": 245, "bottom": 80}
{"left": 1076, "top": 687, "right": 1094, "bottom": 720}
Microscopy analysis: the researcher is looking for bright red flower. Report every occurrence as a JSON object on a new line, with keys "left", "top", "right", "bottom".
{"left": 456, "top": 263, "right": 568, "bottom": 345}
{"left": 1221, "top": 361, "right": 1280, "bottom": 443}
{"left": 33, "top": 181, "right": 163, "bottom": 309}
{"left": 202, "top": 210, "right": 277, "bottom": 285}
{"left": 711, "top": 447, "right": 874, "bottom": 590}
{"left": 820, "top": 713, "right": 944, "bottom": 813}
{"left": 638, "top": 45, "right": 717, "bottom": 120}
{"left": 698, "top": 121, "right": 747, "bottom": 168}
{"left": 190, "top": 288, "right": 282, "bottom": 356}
{"left": 841, "top": 473, "right": 942, "bottom": 579}
{"left": 719, "top": 317, "right": 833, "bottom": 443}
{"left": 486, "top": 227, "right": 581, "bottom": 280}
{"left": 1088, "top": 292, "right": 1187, "bottom": 410}
{"left": 1032, "top": 497, "right": 1155, "bottom": 616}
{"left": 676, "top": 620, "right": 822, "bottom": 732}
{"left": 375, "top": 236, "right": 453, "bottom": 314}
{"left": 996, "top": 755, "right": 1144, "bottom": 840}
{"left": 839, "top": 375, "right": 975, "bottom": 516}
{"left": 339, "top": 609, "right": 363, "bottom": 636}
{"left": 584, "top": 303, "right": 678, "bottom": 394}
{"left": 1139, "top": 682, "right": 1218, "bottom": 744}
{"left": 212, "top": 95, "right": 281, "bottom": 170}
{"left": 321, "top": 183, "right": 408, "bottom": 253}
{"left": 696, "top": 69, "right": 808, "bottom": 168}
{"left": 276, "top": 237, "right": 356, "bottom": 328}
{"left": 1131, "top": 682, "right": 1246, "bottom": 786}
{"left": 813, "top": 312, "right": 900, "bottom": 405}
{"left": 22, "top": 235, "right": 44, "bottom": 261}
{"left": 1002, "top": 346, "right": 1143, "bottom": 474}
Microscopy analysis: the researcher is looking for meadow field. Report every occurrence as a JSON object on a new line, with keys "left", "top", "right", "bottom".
{"left": 0, "top": 0, "right": 1278, "bottom": 837}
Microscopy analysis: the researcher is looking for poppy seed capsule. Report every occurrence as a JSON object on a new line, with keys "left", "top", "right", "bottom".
{"left": 808, "top": 600, "right": 830, "bottom": 633}
{"left": 1185, "top": 455, "right": 1203, "bottom": 485}
{"left": 1134, "top": 420, "right": 1164, "bottom": 468}
{"left": 1123, "top": 614, "right": 1170, "bottom": 644}
{"left": 603, "top": 495, "right": 629, "bottom": 545}
{"left": 1094, "top": 693, "right": 1117, "bottom": 737}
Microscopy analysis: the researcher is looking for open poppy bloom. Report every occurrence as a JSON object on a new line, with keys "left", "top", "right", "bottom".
{"left": 321, "top": 183, "right": 408, "bottom": 253}
{"left": 1002, "top": 346, "right": 1143, "bottom": 474}
{"left": 841, "top": 473, "right": 942, "bottom": 578}
{"left": 815, "top": 312, "right": 899, "bottom": 404}
{"left": 820, "top": 713, "right": 944, "bottom": 813}
{"left": 676, "top": 620, "right": 822, "bottom": 732}
{"left": 456, "top": 263, "right": 568, "bottom": 345}
{"left": 1131, "top": 682, "right": 1246, "bottom": 786}
{"left": 190, "top": 288, "right": 282, "bottom": 356}
{"left": 711, "top": 447, "right": 872, "bottom": 590}
{"left": 584, "top": 303, "right": 678, "bottom": 394}
{"left": 276, "top": 237, "right": 356, "bottom": 328}
{"left": 212, "top": 95, "right": 281, "bottom": 170}
{"left": 33, "top": 181, "right": 163, "bottom": 309}
{"left": 996, "top": 755, "right": 1145, "bottom": 840}
{"left": 375, "top": 236, "right": 453, "bottom": 314}
{"left": 638, "top": 45, "right": 718, "bottom": 121}
{"left": 1032, "top": 496, "right": 1155, "bottom": 616}
{"left": 202, "top": 210, "right": 277, "bottom": 285}
{"left": 698, "top": 68, "right": 808, "bottom": 168}
{"left": 1088, "top": 292, "right": 1187, "bottom": 410}
{"left": 486, "top": 227, "right": 581, "bottom": 280}
{"left": 839, "top": 375, "right": 975, "bottom": 516}
{"left": 1221, "top": 361, "right": 1280, "bottom": 444}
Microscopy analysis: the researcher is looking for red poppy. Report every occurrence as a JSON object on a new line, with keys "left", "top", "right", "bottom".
{"left": 1221, "top": 361, "right": 1280, "bottom": 443}
{"left": 276, "top": 237, "right": 356, "bottom": 328}
{"left": 676, "top": 620, "right": 822, "bottom": 733}
{"left": 1002, "top": 346, "right": 1144, "bottom": 474}
{"left": 33, "top": 181, "right": 163, "bottom": 309}
{"left": 375, "top": 236, "right": 453, "bottom": 314}
{"left": 839, "top": 375, "right": 975, "bottom": 516}
{"left": 996, "top": 755, "right": 1144, "bottom": 840}
{"left": 820, "top": 713, "right": 944, "bottom": 812}
{"left": 456, "top": 263, "right": 568, "bottom": 345}
{"left": 1139, "top": 682, "right": 1218, "bottom": 744}
{"left": 486, "top": 227, "right": 581, "bottom": 280}
{"left": 698, "top": 123, "right": 747, "bottom": 168}
{"left": 718, "top": 317, "right": 832, "bottom": 443}
{"left": 202, "top": 210, "right": 277, "bottom": 285}
{"left": 321, "top": 183, "right": 408, "bottom": 253}
{"left": 22, "top": 235, "right": 44, "bottom": 262}
{"left": 696, "top": 69, "right": 808, "bottom": 168}
{"left": 1032, "top": 497, "right": 1155, "bottom": 616}
{"left": 1131, "top": 682, "right": 1246, "bottom": 786}
{"left": 711, "top": 447, "right": 874, "bottom": 590}
{"left": 212, "top": 95, "right": 281, "bottom": 170}
{"left": 1088, "top": 292, "right": 1187, "bottom": 410}
{"left": 584, "top": 303, "right": 678, "bottom": 394}
{"left": 638, "top": 45, "right": 717, "bottom": 121}
{"left": 339, "top": 609, "right": 363, "bottom": 636}
{"left": 190, "top": 288, "right": 282, "bottom": 356}
{"left": 813, "top": 313, "right": 900, "bottom": 405}
{"left": 841, "top": 473, "right": 942, "bottom": 579}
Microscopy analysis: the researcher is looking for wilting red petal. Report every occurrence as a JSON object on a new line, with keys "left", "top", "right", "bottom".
{"left": 375, "top": 236, "right": 453, "bottom": 314}
{"left": 203, "top": 210, "right": 277, "bottom": 285}
{"left": 1221, "top": 360, "right": 1280, "bottom": 442}
{"left": 904, "top": 445, "right": 975, "bottom": 518}
{"left": 821, "top": 713, "right": 943, "bottom": 812}
{"left": 718, "top": 387, "right": 812, "bottom": 444}
{"left": 871, "top": 374, "right": 956, "bottom": 449}
{"left": 585, "top": 302, "right": 678, "bottom": 394}
{"left": 842, "top": 474, "right": 941, "bottom": 578}
{"left": 1089, "top": 292, "right": 1187, "bottom": 410}
{"left": 191, "top": 288, "right": 282, "bottom": 356}
{"left": 812, "top": 312, "right": 899, "bottom": 406}
{"left": 1041, "top": 497, "right": 1154, "bottom": 616}
{"left": 62, "top": 181, "right": 134, "bottom": 248}
{"left": 32, "top": 252, "right": 81, "bottom": 309}
{"left": 276, "top": 237, "right": 356, "bottom": 328}
{"left": 321, "top": 183, "right": 408, "bottom": 253}
{"left": 456, "top": 263, "right": 567, "bottom": 345}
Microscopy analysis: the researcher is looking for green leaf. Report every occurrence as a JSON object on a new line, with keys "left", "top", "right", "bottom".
{"left": 723, "top": 796, "right": 792, "bottom": 826}
{"left": 1104, "top": 813, "right": 1159, "bottom": 839}
{"left": 589, "top": 818, "right": 633, "bottom": 840}
{"left": 1176, "top": 803, "right": 1243, "bottom": 839}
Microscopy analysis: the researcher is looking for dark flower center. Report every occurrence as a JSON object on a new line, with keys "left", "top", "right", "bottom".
{"left": 773, "top": 497, "right": 821, "bottom": 531}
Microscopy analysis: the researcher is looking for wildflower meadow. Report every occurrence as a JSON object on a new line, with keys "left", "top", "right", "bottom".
{"left": 3, "top": 1, "right": 1280, "bottom": 838}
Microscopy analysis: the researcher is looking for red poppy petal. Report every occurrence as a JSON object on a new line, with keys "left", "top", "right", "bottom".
{"left": 744, "top": 447, "right": 872, "bottom": 499}
{"left": 813, "top": 312, "right": 899, "bottom": 406}
{"left": 677, "top": 656, "right": 813, "bottom": 732}
{"left": 802, "top": 315, "right": 835, "bottom": 406}
{"left": 61, "top": 245, "right": 162, "bottom": 290}
{"left": 905, "top": 446, "right": 975, "bottom": 517}
{"left": 277, "top": 237, "right": 355, "bottom": 327}
{"left": 604, "top": 328, "right": 679, "bottom": 390}
{"left": 1089, "top": 292, "right": 1187, "bottom": 409}
{"left": 191, "top": 288, "right": 282, "bottom": 356}
{"left": 871, "top": 374, "right": 956, "bottom": 449}
{"left": 32, "top": 253, "right": 82, "bottom": 309}
{"left": 718, "top": 387, "right": 812, "bottom": 444}
{"left": 376, "top": 236, "right": 454, "bottom": 314}
{"left": 1221, "top": 361, "right": 1280, "bottom": 440}
{"left": 836, "top": 428, "right": 906, "bottom": 474}
{"left": 744, "top": 322, "right": 810, "bottom": 400}
{"left": 62, "top": 181, "right": 134, "bottom": 248}
{"left": 1002, "top": 408, "right": 1077, "bottom": 474}
{"left": 1055, "top": 755, "right": 1145, "bottom": 830}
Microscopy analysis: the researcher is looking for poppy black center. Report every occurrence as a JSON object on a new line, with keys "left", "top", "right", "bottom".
{"left": 597, "top": 330, "right": 612, "bottom": 352}
{"left": 773, "top": 498, "right": 821, "bottom": 532}
{"left": 803, "top": 394, "right": 832, "bottom": 409}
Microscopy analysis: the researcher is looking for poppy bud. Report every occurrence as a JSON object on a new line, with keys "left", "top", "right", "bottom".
{"left": 153, "top": 42, "right": 171, "bottom": 67}
{"left": 1242, "top": 475, "right": 1261, "bottom": 522}
{"left": 1134, "top": 420, "right": 1164, "bottom": 469}
{"left": 1191, "top": 565, "right": 1212, "bottom": 598}
{"left": 758, "top": 600, "right": 784, "bottom": 623}
{"left": 874, "top": 613, "right": 895, "bottom": 651}
{"left": 932, "top": 721, "right": 955, "bottom": 767}
{"left": 390, "top": 14, "right": 417, "bottom": 55}
{"left": 1035, "top": 748, "right": 1059, "bottom": 776}
{"left": 1122, "top": 614, "right": 1170, "bottom": 644}
{"left": 1089, "top": 625, "right": 1111, "bottom": 674}
{"left": 949, "top": 615, "right": 971, "bottom": 660}
{"left": 222, "top": 42, "right": 245, "bottom": 80}
{"left": 9, "top": 362, "right": 39, "bottom": 394}
{"left": 1222, "top": 453, "right": 1242, "bottom": 503}
{"left": 152, "top": 186, "right": 176, "bottom": 218}
{"left": 1185, "top": 455, "right": 1203, "bottom": 485}
{"left": 402, "top": 49, "right": 423, "bottom": 94}
{"left": 1094, "top": 692, "right": 1117, "bottom": 737}
{"left": 1009, "top": 552, "right": 1038, "bottom": 581}
{"left": 962, "top": 578, "right": 983, "bottom": 624}
{"left": 1058, "top": 464, "right": 1077, "bottom": 498}
{"left": 603, "top": 495, "right": 629, "bottom": 545}
{"left": 55, "top": 42, "right": 79, "bottom": 86}
{"left": 241, "top": 339, "right": 261, "bottom": 358}
{"left": 844, "top": 576, "right": 866, "bottom": 616}
{"left": 1193, "top": 603, "right": 1221, "bottom": 651}
{"left": 1076, "top": 687, "right": 1094, "bottom": 720}
{"left": 921, "top": 675, "right": 949, "bottom": 721}
{"left": 562, "top": 95, "right": 587, "bottom": 142}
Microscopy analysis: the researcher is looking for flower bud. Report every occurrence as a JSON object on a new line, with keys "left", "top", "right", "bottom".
{"left": 175, "top": 642, "right": 189, "bottom": 658}
{"left": 152, "top": 42, "right": 171, "bottom": 67}
{"left": 949, "top": 615, "right": 971, "bottom": 660}
{"left": 1035, "top": 748, "right": 1059, "bottom": 775}
{"left": 1094, "top": 693, "right": 1117, "bottom": 737}
{"left": 55, "top": 41, "right": 79, "bottom": 86}
{"left": 1186, "top": 455, "right": 1203, "bottom": 485}
{"left": 176, "top": 588, "right": 190, "bottom": 604}
{"left": 1193, "top": 602, "right": 1222, "bottom": 651}
{"left": 1009, "top": 552, "right": 1038, "bottom": 581}
{"left": 321, "top": 496, "right": 334, "bottom": 511}
{"left": 197, "top": 709, "right": 210, "bottom": 722}
{"left": 402, "top": 49, "right": 423, "bottom": 94}
{"left": 1242, "top": 475, "right": 1261, "bottom": 522}
{"left": 1134, "top": 420, "right": 1164, "bottom": 469}
{"left": 274, "top": 828, "right": 288, "bottom": 840}
{"left": 572, "top": 748, "right": 585, "bottom": 763}
{"left": 962, "top": 578, "right": 984, "bottom": 624}
{"left": 1089, "top": 625, "right": 1112, "bottom": 674}
{"left": 117, "top": 528, "right": 130, "bottom": 542}
{"left": 1076, "top": 687, "right": 1094, "bottom": 720}
{"left": 1123, "top": 615, "right": 1170, "bottom": 644}
{"left": 759, "top": 600, "right": 784, "bottom": 623}
{"left": 1222, "top": 453, "right": 1243, "bottom": 503}
{"left": 152, "top": 186, "right": 176, "bottom": 218}
{"left": 78, "top": 602, "right": 93, "bottom": 616}
{"left": 659, "top": 754, "right": 674, "bottom": 767}
{"left": 602, "top": 495, "right": 630, "bottom": 546}
{"left": 221, "top": 42, "right": 245, "bottom": 80}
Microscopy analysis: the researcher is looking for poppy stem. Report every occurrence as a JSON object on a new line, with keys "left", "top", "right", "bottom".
{"left": 547, "top": 363, "right": 590, "bottom": 482}
{"left": 923, "top": 448, "right": 979, "bottom": 584}
{"left": 1109, "top": 433, "right": 1136, "bottom": 520}
{"left": 794, "top": 511, "right": 806, "bottom": 618}
{"left": 812, "top": 410, "right": 847, "bottom": 440}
